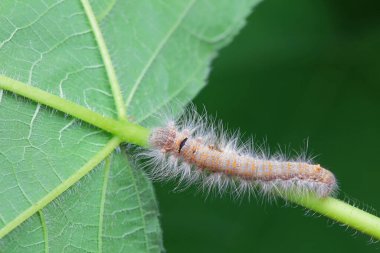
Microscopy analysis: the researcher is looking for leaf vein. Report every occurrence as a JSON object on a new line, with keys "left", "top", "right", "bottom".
{"left": 27, "top": 104, "right": 40, "bottom": 140}
{"left": 98, "top": 156, "right": 112, "bottom": 253}
{"left": 0, "top": 137, "right": 121, "bottom": 238}
{"left": 129, "top": 165, "right": 149, "bottom": 252}
{"left": 96, "top": 0, "right": 118, "bottom": 22}
{"left": 80, "top": 0, "right": 126, "bottom": 119}
{"left": 0, "top": 0, "right": 65, "bottom": 50}
{"left": 38, "top": 210, "right": 49, "bottom": 253}
{"left": 125, "top": 0, "right": 197, "bottom": 110}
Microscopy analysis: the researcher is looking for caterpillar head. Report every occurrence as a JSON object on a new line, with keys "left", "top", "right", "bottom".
{"left": 149, "top": 122, "right": 192, "bottom": 154}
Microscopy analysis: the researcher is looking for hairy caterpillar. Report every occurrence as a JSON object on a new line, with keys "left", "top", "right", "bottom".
{"left": 142, "top": 107, "right": 337, "bottom": 199}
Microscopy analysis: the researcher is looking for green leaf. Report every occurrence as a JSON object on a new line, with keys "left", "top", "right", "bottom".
{"left": 0, "top": 152, "right": 161, "bottom": 252}
{"left": 0, "top": 0, "right": 260, "bottom": 252}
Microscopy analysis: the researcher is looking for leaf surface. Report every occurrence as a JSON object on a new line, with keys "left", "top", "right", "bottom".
{"left": 0, "top": 0, "right": 260, "bottom": 252}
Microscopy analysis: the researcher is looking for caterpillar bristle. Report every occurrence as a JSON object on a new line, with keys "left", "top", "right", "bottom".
{"left": 140, "top": 106, "right": 338, "bottom": 200}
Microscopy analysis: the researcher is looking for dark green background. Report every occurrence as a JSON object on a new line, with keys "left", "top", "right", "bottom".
{"left": 154, "top": 0, "right": 380, "bottom": 252}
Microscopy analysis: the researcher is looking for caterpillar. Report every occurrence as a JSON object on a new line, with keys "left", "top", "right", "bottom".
{"left": 142, "top": 107, "right": 337, "bottom": 199}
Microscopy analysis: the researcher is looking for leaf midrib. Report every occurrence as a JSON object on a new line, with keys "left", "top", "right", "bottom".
{"left": 0, "top": 0, "right": 155, "bottom": 239}
{"left": 0, "top": 0, "right": 201, "bottom": 242}
{"left": 0, "top": 76, "right": 150, "bottom": 147}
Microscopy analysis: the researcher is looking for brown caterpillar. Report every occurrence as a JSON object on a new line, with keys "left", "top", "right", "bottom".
{"left": 143, "top": 108, "right": 337, "bottom": 199}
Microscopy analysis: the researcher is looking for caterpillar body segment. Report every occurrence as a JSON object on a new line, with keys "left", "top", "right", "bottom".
{"left": 145, "top": 111, "right": 337, "bottom": 199}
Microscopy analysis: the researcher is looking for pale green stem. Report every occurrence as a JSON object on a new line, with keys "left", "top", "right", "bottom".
{"left": 0, "top": 75, "right": 150, "bottom": 147}
{"left": 1, "top": 75, "right": 380, "bottom": 240}
{"left": 288, "top": 195, "right": 380, "bottom": 240}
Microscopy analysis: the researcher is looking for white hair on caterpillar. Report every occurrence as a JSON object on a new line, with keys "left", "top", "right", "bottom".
{"left": 138, "top": 105, "right": 338, "bottom": 200}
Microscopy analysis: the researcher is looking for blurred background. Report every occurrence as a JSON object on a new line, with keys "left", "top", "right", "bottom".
{"left": 154, "top": 0, "right": 380, "bottom": 252}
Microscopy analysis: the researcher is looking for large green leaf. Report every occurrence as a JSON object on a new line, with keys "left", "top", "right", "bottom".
{"left": 0, "top": 0, "right": 260, "bottom": 252}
